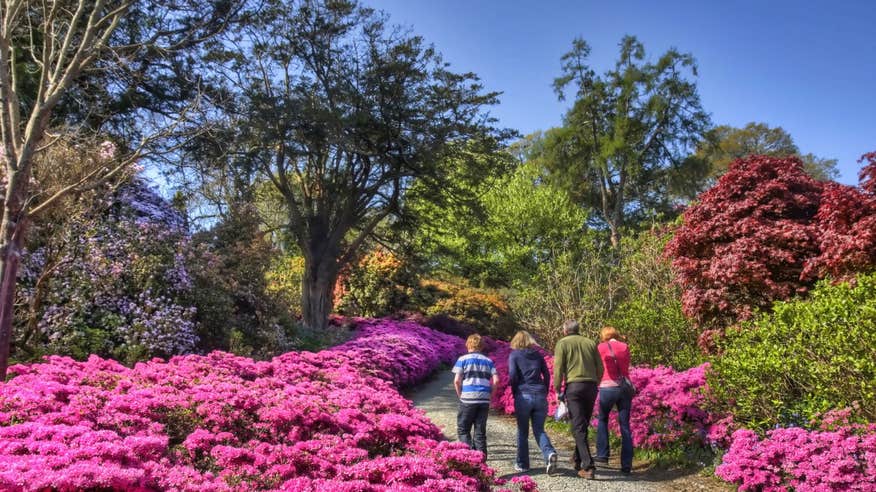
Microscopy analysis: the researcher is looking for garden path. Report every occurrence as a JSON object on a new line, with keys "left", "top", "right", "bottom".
{"left": 410, "top": 371, "right": 722, "bottom": 492}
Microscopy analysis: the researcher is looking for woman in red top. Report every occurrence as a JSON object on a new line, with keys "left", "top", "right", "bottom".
{"left": 595, "top": 326, "right": 633, "bottom": 474}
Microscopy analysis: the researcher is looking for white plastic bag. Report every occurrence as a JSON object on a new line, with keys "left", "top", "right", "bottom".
{"left": 554, "top": 401, "right": 570, "bottom": 421}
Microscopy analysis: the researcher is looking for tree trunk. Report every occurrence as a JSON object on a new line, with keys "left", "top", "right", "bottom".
{"left": 301, "top": 254, "right": 339, "bottom": 332}
{"left": 0, "top": 215, "right": 24, "bottom": 379}
{"left": 608, "top": 224, "right": 621, "bottom": 248}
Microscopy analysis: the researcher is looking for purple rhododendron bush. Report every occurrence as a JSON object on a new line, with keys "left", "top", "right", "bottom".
{"left": 0, "top": 319, "right": 505, "bottom": 492}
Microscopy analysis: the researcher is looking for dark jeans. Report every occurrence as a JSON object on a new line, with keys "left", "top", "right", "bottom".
{"left": 567, "top": 381, "right": 599, "bottom": 470}
{"left": 596, "top": 385, "right": 633, "bottom": 470}
{"left": 514, "top": 391, "right": 557, "bottom": 469}
{"left": 457, "top": 402, "right": 490, "bottom": 458}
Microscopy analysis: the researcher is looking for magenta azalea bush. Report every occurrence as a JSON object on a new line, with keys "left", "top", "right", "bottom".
{"left": 716, "top": 424, "right": 876, "bottom": 491}
{"left": 0, "top": 319, "right": 506, "bottom": 491}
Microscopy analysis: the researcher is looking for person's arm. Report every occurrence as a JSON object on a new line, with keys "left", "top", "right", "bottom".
{"left": 553, "top": 342, "right": 566, "bottom": 396}
{"left": 540, "top": 356, "right": 551, "bottom": 391}
{"left": 454, "top": 372, "right": 463, "bottom": 398}
{"left": 508, "top": 352, "right": 520, "bottom": 391}
{"left": 594, "top": 344, "right": 604, "bottom": 381}
{"left": 491, "top": 373, "right": 500, "bottom": 398}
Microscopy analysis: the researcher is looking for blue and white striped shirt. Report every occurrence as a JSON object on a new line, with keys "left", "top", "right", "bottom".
{"left": 452, "top": 352, "right": 497, "bottom": 404}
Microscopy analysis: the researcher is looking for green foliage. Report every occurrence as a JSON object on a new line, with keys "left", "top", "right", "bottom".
{"left": 409, "top": 149, "right": 587, "bottom": 288}
{"left": 481, "top": 158, "right": 589, "bottom": 284}
{"left": 188, "top": 206, "right": 298, "bottom": 358}
{"left": 547, "top": 35, "right": 711, "bottom": 245}
{"left": 510, "top": 228, "right": 704, "bottom": 367}
{"left": 708, "top": 272, "right": 876, "bottom": 430}
{"left": 511, "top": 243, "right": 620, "bottom": 348}
{"left": 182, "top": 0, "right": 502, "bottom": 330}
{"left": 608, "top": 230, "right": 704, "bottom": 369}
{"left": 414, "top": 280, "right": 518, "bottom": 340}
{"left": 265, "top": 255, "right": 305, "bottom": 317}
{"left": 695, "top": 122, "right": 839, "bottom": 181}
{"left": 336, "top": 249, "right": 417, "bottom": 317}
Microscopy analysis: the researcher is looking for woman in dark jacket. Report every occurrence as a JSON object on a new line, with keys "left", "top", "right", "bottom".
{"left": 508, "top": 330, "right": 558, "bottom": 475}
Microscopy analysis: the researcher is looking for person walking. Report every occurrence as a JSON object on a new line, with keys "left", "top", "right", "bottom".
{"left": 553, "top": 320, "right": 603, "bottom": 480}
{"left": 595, "top": 326, "right": 634, "bottom": 474}
{"left": 452, "top": 334, "right": 499, "bottom": 459}
{"left": 508, "top": 330, "right": 559, "bottom": 475}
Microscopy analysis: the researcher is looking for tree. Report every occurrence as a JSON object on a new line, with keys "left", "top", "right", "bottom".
{"left": 696, "top": 122, "right": 839, "bottom": 181}
{"left": 665, "top": 155, "right": 824, "bottom": 326}
{"left": 860, "top": 151, "right": 876, "bottom": 194}
{"left": 182, "top": 0, "right": 500, "bottom": 331}
{"left": 545, "top": 36, "right": 710, "bottom": 246}
{"left": 407, "top": 135, "right": 586, "bottom": 287}
{"left": 0, "top": 0, "right": 242, "bottom": 377}
{"left": 802, "top": 151, "right": 876, "bottom": 280}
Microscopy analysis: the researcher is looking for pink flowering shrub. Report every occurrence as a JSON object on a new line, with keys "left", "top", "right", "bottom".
{"left": 0, "top": 319, "right": 503, "bottom": 491}
{"left": 716, "top": 423, "right": 876, "bottom": 491}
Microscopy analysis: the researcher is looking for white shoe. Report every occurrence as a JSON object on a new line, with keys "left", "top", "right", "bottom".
{"left": 546, "top": 452, "right": 558, "bottom": 475}
{"left": 514, "top": 464, "right": 529, "bottom": 473}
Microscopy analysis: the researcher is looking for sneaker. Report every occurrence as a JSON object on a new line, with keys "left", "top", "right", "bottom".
{"left": 513, "top": 465, "right": 529, "bottom": 473}
{"left": 621, "top": 467, "right": 632, "bottom": 475}
{"left": 593, "top": 456, "right": 609, "bottom": 465}
{"left": 546, "top": 453, "right": 558, "bottom": 475}
{"left": 577, "top": 468, "right": 596, "bottom": 480}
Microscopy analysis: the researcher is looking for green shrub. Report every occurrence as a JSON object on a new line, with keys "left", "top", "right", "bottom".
{"left": 608, "top": 230, "right": 704, "bottom": 370}
{"left": 511, "top": 247, "right": 620, "bottom": 348}
{"left": 708, "top": 272, "right": 876, "bottom": 430}
{"left": 336, "top": 249, "right": 417, "bottom": 317}
{"left": 412, "top": 279, "right": 518, "bottom": 340}
{"left": 609, "top": 296, "right": 703, "bottom": 370}
{"left": 188, "top": 207, "right": 299, "bottom": 358}
{"left": 265, "top": 255, "right": 305, "bottom": 316}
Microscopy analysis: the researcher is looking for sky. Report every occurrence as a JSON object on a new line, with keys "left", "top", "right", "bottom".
{"left": 367, "top": 0, "right": 876, "bottom": 184}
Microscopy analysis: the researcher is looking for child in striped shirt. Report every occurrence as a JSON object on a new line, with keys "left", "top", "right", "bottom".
{"left": 452, "top": 334, "right": 499, "bottom": 459}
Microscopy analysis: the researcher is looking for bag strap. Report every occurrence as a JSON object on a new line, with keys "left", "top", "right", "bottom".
{"left": 606, "top": 340, "right": 626, "bottom": 382}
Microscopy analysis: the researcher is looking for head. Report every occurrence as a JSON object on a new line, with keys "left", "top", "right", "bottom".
{"left": 562, "top": 320, "right": 579, "bottom": 336}
{"left": 510, "top": 330, "right": 537, "bottom": 350}
{"left": 600, "top": 326, "right": 621, "bottom": 342}
{"left": 465, "top": 334, "right": 483, "bottom": 352}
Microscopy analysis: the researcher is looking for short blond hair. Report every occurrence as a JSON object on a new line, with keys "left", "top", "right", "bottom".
{"left": 600, "top": 326, "right": 620, "bottom": 342}
{"left": 510, "top": 330, "right": 537, "bottom": 350}
{"left": 465, "top": 334, "right": 483, "bottom": 352}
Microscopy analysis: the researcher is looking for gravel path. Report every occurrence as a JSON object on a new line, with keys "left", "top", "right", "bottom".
{"left": 410, "top": 371, "right": 722, "bottom": 492}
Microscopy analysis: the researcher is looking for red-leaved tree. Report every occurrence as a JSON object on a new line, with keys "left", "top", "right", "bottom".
{"left": 803, "top": 152, "right": 876, "bottom": 279}
{"left": 665, "top": 155, "right": 824, "bottom": 325}
{"left": 859, "top": 151, "right": 876, "bottom": 194}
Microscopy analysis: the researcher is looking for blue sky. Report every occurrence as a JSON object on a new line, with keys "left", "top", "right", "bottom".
{"left": 368, "top": 0, "right": 876, "bottom": 184}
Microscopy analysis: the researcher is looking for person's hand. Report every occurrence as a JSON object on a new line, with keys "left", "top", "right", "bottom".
{"left": 557, "top": 392, "right": 565, "bottom": 403}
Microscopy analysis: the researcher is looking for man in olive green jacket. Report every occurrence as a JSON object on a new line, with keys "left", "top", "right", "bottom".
{"left": 553, "top": 320, "right": 604, "bottom": 479}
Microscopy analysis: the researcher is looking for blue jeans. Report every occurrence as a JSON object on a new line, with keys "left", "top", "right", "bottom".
{"left": 514, "top": 392, "right": 556, "bottom": 469}
{"left": 457, "top": 402, "right": 490, "bottom": 458}
{"left": 596, "top": 385, "right": 633, "bottom": 470}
